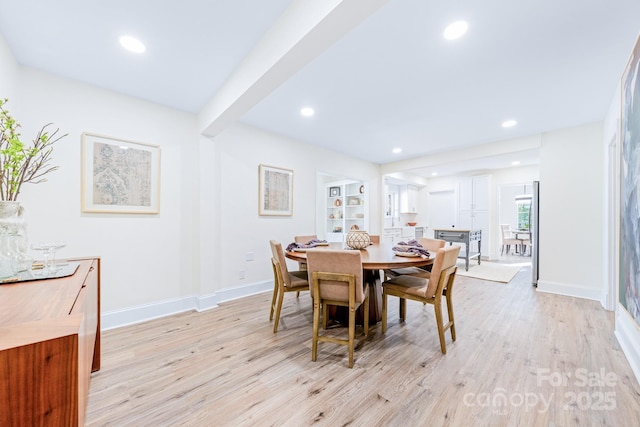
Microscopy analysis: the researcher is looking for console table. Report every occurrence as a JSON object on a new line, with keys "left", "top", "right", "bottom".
{"left": 433, "top": 228, "right": 481, "bottom": 271}
{"left": 0, "top": 257, "right": 100, "bottom": 427}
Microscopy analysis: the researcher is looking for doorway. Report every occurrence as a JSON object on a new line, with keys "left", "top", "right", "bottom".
{"left": 497, "top": 183, "right": 533, "bottom": 266}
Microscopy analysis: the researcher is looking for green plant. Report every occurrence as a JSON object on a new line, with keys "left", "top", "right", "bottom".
{"left": 0, "top": 98, "right": 67, "bottom": 201}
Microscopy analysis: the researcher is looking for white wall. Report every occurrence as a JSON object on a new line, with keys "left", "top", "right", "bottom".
{"left": 11, "top": 68, "right": 198, "bottom": 328}
{"left": 537, "top": 122, "right": 604, "bottom": 300}
{"left": 0, "top": 34, "right": 18, "bottom": 100}
{"left": 198, "top": 124, "right": 381, "bottom": 302}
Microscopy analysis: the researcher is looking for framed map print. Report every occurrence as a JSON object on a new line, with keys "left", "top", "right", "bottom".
{"left": 258, "top": 164, "right": 293, "bottom": 216}
{"left": 81, "top": 132, "right": 160, "bottom": 213}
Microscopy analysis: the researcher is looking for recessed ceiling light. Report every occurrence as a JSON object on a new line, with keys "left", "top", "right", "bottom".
{"left": 392, "top": 147, "right": 402, "bottom": 154}
{"left": 119, "top": 35, "right": 146, "bottom": 53}
{"left": 300, "top": 107, "right": 315, "bottom": 117}
{"left": 443, "top": 21, "right": 468, "bottom": 40}
{"left": 512, "top": 161, "right": 521, "bottom": 166}
{"left": 431, "top": 172, "right": 438, "bottom": 176}
{"left": 502, "top": 119, "right": 517, "bottom": 128}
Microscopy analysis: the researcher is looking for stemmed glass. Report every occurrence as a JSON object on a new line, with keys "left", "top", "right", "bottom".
{"left": 31, "top": 242, "right": 66, "bottom": 274}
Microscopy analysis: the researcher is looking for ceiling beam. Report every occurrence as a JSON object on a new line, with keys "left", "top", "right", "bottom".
{"left": 197, "top": 0, "right": 389, "bottom": 137}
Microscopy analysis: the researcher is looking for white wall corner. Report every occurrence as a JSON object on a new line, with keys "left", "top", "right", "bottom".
{"left": 614, "top": 305, "right": 640, "bottom": 386}
{"left": 195, "top": 292, "right": 219, "bottom": 312}
{"left": 536, "top": 280, "right": 603, "bottom": 302}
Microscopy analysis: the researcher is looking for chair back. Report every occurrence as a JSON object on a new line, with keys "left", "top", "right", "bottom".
{"left": 306, "top": 249, "right": 365, "bottom": 303}
{"left": 418, "top": 237, "right": 446, "bottom": 252}
{"left": 426, "top": 246, "right": 460, "bottom": 298}
{"left": 368, "top": 234, "right": 380, "bottom": 244}
{"left": 500, "top": 224, "right": 512, "bottom": 241}
{"left": 294, "top": 235, "right": 318, "bottom": 244}
{"left": 270, "top": 240, "right": 294, "bottom": 288}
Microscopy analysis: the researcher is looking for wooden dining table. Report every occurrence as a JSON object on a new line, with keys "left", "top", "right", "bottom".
{"left": 285, "top": 242, "right": 435, "bottom": 324}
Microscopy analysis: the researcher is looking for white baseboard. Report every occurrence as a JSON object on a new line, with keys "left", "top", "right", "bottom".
{"left": 536, "top": 280, "right": 604, "bottom": 302}
{"left": 102, "top": 280, "right": 272, "bottom": 330}
{"left": 615, "top": 305, "right": 640, "bottom": 386}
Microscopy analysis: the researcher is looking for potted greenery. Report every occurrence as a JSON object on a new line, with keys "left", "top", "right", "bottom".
{"left": 0, "top": 98, "right": 66, "bottom": 215}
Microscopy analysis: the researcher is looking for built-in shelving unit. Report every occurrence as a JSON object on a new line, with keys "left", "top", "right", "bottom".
{"left": 326, "top": 181, "right": 368, "bottom": 242}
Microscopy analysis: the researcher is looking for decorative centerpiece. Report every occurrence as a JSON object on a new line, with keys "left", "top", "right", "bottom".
{"left": 346, "top": 225, "right": 371, "bottom": 249}
{"left": 0, "top": 98, "right": 66, "bottom": 277}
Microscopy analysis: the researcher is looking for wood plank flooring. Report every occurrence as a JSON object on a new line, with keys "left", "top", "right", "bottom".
{"left": 86, "top": 265, "right": 640, "bottom": 426}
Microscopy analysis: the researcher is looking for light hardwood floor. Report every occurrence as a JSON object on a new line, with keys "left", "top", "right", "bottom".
{"left": 86, "top": 265, "right": 640, "bottom": 426}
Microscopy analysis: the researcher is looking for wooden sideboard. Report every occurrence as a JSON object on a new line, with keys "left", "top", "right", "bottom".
{"left": 0, "top": 257, "right": 100, "bottom": 427}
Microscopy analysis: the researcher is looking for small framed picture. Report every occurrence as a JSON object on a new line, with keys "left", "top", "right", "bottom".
{"left": 329, "top": 186, "right": 341, "bottom": 197}
{"left": 258, "top": 164, "right": 293, "bottom": 216}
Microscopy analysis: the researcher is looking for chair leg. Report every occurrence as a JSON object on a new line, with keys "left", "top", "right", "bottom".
{"left": 311, "top": 297, "right": 320, "bottom": 362}
{"left": 382, "top": 291, "right": 388, "bottom": 334}
{"left": 273, "top": 289, "right": 285, "bottom": 333}
{"left": 348, "top": 304, "right": 355, "bottom": 368}
{"left": 322, "top": 302, "right": 328, "bottom": 330}
{"left": 434, "top": 301, "right": 447, "bottom": 354}
{"left": 446, "top": 292, "right": 456, "bottom": 342}
{"left": 364, "top": 296, "right": 370, "bottom": 337}
{"left": 296, "top": 291, "right": 300, "bottom": 298}
{"left": 399, "top": 298, "right": 406, "bottom": 322}
{"left": 269, "top": 281, "right": 278, "bottom": 321}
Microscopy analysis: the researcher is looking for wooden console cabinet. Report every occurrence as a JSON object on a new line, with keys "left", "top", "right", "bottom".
{"left": 0, "top": 257, "right": 100, "bottom": 426}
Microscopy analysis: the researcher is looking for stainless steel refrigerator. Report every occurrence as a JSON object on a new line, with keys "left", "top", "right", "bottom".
{"left": 531, "top": 181, "right": 540, "bottom": 286}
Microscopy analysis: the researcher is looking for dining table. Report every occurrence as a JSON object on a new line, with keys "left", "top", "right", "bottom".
{"left": 285, "top": 242, "right": 435, "bottom": 324}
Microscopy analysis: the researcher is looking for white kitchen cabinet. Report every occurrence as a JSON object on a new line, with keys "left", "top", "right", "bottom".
{"left": 382, "top": 228, "right": 402, "bottom": 245}
{"left": 459, "top": 176, "right": 489, "bottom": 211}
{"left": 400, "top": 185, "right": 419, "bottom": 213}
{"left": 458, "top": 175, "right": 490, "bottom": 252}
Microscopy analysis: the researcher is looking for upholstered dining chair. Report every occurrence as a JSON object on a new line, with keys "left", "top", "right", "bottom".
{"left": 382, "top": 245, "right": 461, "bottom": 354}
{"left": 293, "top": 234, "right": 317, "bottom": 272}
{"left": 368, "top": 234, "right": 380, "bottom": 244}
{"left": 306, "top": 249, "right": 369, "bottom": 368}
{"left": 294, "top": 234, "right": 318, "bottom": 244}
{"left": 269, "top": 240, "right": 309, "bottom": 333}
{"left": 500, "top": 224, "right": 520, "bottom": 255}
{"left": 384, "top": 237, "right": 446, "bottom": 280}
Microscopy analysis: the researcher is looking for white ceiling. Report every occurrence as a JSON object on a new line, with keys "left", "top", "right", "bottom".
{"left": 1, "top": 0, "right": 639, "bottom": 177}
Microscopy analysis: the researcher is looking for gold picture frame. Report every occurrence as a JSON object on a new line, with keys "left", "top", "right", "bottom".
{"left": 81, "top": 132, "right": 160, "bottom": 214}
{"left": 259, "top": 164, "right": 293, "bottom": 216}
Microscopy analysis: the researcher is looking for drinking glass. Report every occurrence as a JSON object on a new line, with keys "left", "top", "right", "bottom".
{"left": 31, "top": 242, "right": 66, "bottom": 274}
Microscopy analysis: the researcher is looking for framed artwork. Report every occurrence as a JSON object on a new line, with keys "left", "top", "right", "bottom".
{"left": 259, "top": 164, "right": 293, "bottom": 216}
{"left": 329, "top": 186, "right": 341, "bottom": 197}
{"left": 620, "top": 33, "right": 640, "bottom": 325}
{"left": 81, "top": 132, "right": 160, "bottom": 214}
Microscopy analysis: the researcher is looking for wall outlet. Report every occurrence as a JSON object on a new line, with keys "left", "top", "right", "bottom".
{"left": 245, "top": 252, "right": 254, "bottom": 261}
{"left": 239, "top": 270, "right": 246, "bottom": 279}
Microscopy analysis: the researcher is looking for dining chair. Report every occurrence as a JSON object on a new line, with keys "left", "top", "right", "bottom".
{"left": 368, "top": 234, "right": 380, "bottom": 244}
{"left": 519, "top": 234, "right": 532, "bottom": 256}
{"left": 384, "top": 237, "right": 446, "bottom": 280}
{"left": 306, "top": 249, "right": 369, "bottom": 368}
{"left": 382, "top": 245, "right": 461, "bottom": 354}
{"left": 293, "top": 234, "right": 317, "bottom": 271}
{"left": 500, "top": 224, "right": 520, "bottom": 255}
{"left": 269, "top": 240, "right": 309, "bottom": 333}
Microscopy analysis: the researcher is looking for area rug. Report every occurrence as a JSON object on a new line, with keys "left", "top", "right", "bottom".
{"left": 456, "top": 261, "right": 522, "bottom": 283}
